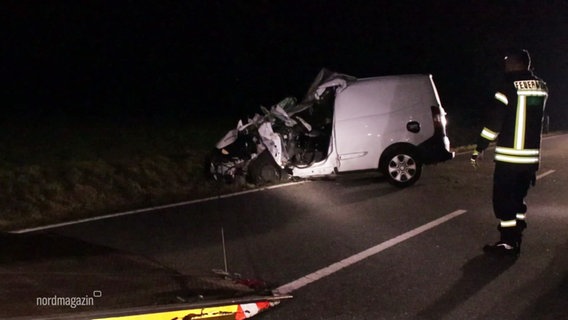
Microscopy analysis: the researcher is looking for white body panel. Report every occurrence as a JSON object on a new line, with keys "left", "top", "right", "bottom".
{"left": 293, "top": 74, "right": 441, "bottom": 175}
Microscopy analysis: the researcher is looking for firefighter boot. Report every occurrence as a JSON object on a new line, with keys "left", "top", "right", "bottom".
{"left": 483, "top": 226, "right": 521, "bottom": 257}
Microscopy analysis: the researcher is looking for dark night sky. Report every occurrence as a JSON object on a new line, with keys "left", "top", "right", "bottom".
{"left": 1, "top": 1, "right": 567, "bottom": 128}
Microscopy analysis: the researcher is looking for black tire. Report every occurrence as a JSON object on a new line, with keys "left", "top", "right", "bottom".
{"left": 380, "top": 146, "right": 422, "bottom": 188}
{"left": 247, "top": 150, "right": 281, "bottom": 184}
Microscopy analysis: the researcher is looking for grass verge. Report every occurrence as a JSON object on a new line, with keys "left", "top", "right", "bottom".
{"left": 0, "top": 116, "right": 251, "bottom": 231}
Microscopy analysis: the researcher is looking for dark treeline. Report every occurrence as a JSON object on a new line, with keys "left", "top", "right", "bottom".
{"left": 2, "top": 2, "right": 567, "bottom": 130}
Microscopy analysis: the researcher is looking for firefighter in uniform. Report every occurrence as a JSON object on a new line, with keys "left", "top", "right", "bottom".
{"left": 471, "top": 49, "right": 548, "bottom": 256}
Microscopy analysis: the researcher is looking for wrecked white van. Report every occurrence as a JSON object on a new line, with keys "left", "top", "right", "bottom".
{"left": 209, "top": 69, "right": 454, "bottom": 187}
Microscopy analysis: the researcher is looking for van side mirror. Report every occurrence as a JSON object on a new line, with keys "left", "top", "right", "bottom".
{"left": 407, "top": 121, "right": 421, "bottom": 133}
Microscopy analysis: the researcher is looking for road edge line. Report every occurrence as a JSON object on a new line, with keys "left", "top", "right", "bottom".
{"left": 13, "top": 181, "right": 308, "bottom": 234}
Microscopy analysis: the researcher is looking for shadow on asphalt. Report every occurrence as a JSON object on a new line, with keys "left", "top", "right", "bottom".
{"left": 0, "top": 231, "right": 110, "bottom": 263}
{"left": 516, "top": 238, "right": 568, "bottom": 320}
{"left": 417, "top": 253, "right": 517, "bottom": 320}
{"left": 318, "top": 172, "right": 400, "bottom": 206}
{"left": 518, "top": 274, "right": 568, "bottom": 320}
{"left": 0, "top": 232, "right": 268, "bottom": 318}
{"left": 320, "top": 171, "right": 389, "bottom": 186}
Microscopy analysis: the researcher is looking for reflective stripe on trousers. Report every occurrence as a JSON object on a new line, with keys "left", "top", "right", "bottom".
{"left": 495, "top": 146, "right": 540, "bottom": 164}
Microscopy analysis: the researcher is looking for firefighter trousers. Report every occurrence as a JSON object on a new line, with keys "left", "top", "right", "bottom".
{"left": 492, "top": 162, "right": 536, "bottom": 225}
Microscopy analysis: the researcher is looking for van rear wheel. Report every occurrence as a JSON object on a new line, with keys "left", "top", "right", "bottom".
{"left": 381, "top": 147, "right": 422, "bottom": 188}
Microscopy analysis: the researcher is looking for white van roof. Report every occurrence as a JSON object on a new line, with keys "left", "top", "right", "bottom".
{"left": 334, "top": 74, "right": 440, "bottom": 121}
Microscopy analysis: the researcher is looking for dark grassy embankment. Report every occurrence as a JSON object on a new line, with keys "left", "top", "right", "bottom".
{"left": 0, "top": 115, "right": 249, "bottom": 231}
{"left": 0, "top": 114, "right": 476, "bottom": 232}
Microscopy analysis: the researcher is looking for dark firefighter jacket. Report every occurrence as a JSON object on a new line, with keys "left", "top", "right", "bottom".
{"left": 475, "top": 70, "right": 548, "bottom": 169}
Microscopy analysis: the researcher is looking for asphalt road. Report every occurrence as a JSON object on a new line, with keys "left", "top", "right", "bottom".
{"left": 42, "top": 133, "right": 568, "bottom": 319}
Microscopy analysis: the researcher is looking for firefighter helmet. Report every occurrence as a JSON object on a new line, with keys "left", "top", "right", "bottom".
{"left": 504, "top": 49, "right": 531, "bottom": 71}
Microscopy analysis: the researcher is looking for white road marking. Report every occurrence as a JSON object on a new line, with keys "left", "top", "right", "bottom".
{"left": 273, "top": 209, "right": 468, "bottom": 295}
{"left": 536, "top": 169, "right": 555, "bottom": 180}
{"left": 13, "top": 181, "right": 307, "bottom": 234}
{"left": 272, "top": 167, "right": 558, "bottom": 295}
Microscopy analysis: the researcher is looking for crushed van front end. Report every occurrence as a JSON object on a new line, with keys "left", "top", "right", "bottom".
{"left": 208, "top": 69, "right": 353, "bottom": 184}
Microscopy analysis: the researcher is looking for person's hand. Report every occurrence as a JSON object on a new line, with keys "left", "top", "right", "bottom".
{"left": 470, "top": 150, "right": 483, "bottom": 168}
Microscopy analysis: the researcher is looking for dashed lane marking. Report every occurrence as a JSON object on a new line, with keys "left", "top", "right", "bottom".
{"left": 274, "top": 209, "right": 468, "bottom": 295}
{"left": 273, "top": 168, "right": 557, "bottom": 295}
{"left": 536, "top": 169, "right": 555, "bottom": 180}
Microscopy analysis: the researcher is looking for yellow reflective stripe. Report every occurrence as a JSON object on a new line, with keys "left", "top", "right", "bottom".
{"left": 518, "top": 90, "right": 548, "bottom": 96}
{"left": 495, "top": 146, "right": 540, "bottom": 164}
{"left": 500, "top": 220, "right": 517, "bottom": 227}
{"left": 495, "top": 147, "right": 539, "bottom": 156}
{"left": 516, "top": 213, "right": 526, "bottom": 220}
{"left": 95, "top": 305, "right": 240, "bottom": 320}
{"left": 481, "top": 127, "right": 498, "bottom": 140}
{"left": 515, "top": 96, "right": 527, "bottom": 149}
{"left": 495, "top": 154, "right": 539, "bottom": 164}
{"left": 495, "top": 92, "right": 508, "bottom": 105}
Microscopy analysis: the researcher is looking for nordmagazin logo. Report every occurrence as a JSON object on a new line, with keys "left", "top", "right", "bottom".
{"left": 36, "top": 291, "right": 102, "bottom": 309}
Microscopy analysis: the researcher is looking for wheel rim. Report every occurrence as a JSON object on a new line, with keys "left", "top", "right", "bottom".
{"left": 387, "top": 154, "right": 417, "bottom": 183}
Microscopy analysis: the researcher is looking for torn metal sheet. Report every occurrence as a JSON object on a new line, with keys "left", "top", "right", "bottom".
{"left": 209, "top": 68, "right": 349, "bottom": 184}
